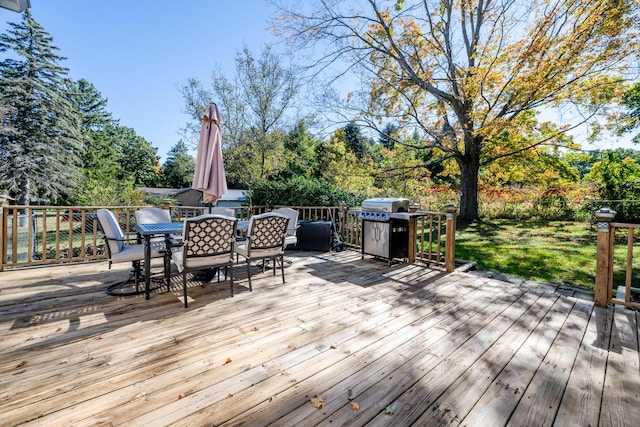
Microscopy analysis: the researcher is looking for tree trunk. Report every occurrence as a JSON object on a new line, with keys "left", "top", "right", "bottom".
{"left": 457, "top": 146, "right": 481, "bottom": 222}
{"left": 17, "top": 174, "right": 30, "bottom": 207}
{"left": 16, "top": 174, "right": 30, "bottom": 227}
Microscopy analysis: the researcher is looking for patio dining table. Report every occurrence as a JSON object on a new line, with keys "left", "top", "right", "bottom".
{"left": 134, "top": 220, "right": 249, "bottom": 300}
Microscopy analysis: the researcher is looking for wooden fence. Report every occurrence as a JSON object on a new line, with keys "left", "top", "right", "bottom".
{"left": 0, "top": 204, "right": 456, "bottom": 272}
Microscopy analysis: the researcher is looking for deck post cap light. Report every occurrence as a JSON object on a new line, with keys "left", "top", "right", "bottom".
{"left": 595, "top": 207, "right": 616, "bottom": 221}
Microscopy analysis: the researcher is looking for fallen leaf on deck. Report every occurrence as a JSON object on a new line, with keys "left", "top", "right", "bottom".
{"left": 58, "top": 359, "right": 68, "bottom": 365}
{"left": 178, "top": 393, "right": 185, "bottom": 399}
{"left": 224, "top": 357, "right": 233, "bottom": 365}
{"left": 252, "top": 326, "right": 259, "bottom": 331}
{"left": 385, "top": 405, "right": 395, "bottom": 415}
{"left": 56, "top": 327, "right": 63, "bottom": 332}
{"left": 16, "top": 361, "right": 26, "bottom": 368}
{"left": 227, "top": 393, "right": 234, "bottom": 398}
{"left": 310, "top": 394, "right": 325, "bottom": 409}
{"left": 330, "top": 344, "right": 337, "bottom": 349}
{"left": 26, "top": 336, "right": 35, "bottom": 341}
{"left": 48, "top": 304, "right": 54, "bottom": 309}
{"left": 96, "top": 336, "right": 104, "bottom": 340}
{"left": 350, "top": 401, "right": 360, "bottom": 410}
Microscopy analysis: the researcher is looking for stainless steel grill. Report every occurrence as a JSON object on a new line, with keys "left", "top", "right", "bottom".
{"left": 360, "top": 198, "right": 410, "bottom": 264}
{"left": 358, "top": 197, "right": 409, "bottom": 221}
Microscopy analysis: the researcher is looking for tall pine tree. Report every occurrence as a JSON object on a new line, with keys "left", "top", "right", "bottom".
{"left": 65, "top": 78, "right": 164, "bottom": 202}
{"left": 344, "top": 121, "right": 368, "bottom": 159}
{"left": 163, "top": 140, "right": 195, "bottom": 188}
{"left": 0, "top": 10, "right": 82, "bottom": 205}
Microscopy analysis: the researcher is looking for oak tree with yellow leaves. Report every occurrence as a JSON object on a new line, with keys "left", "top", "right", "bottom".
{"left": 274, "top": 0, "right": 638, "bottom": 220}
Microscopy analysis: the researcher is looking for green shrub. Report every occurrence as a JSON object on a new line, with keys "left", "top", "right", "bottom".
{"left": 250, "top": 176, "right": 361, "bottom": 207}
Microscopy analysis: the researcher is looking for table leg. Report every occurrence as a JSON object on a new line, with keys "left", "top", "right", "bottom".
{"left": 144, "top": 235, "right": 151, "bottom": 300}
{"left": 164, "top": 234, "right": 172, "bottom": 292}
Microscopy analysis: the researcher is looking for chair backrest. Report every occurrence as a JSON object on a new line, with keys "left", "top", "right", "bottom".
{"left": 135, "top": 207, "right": 172, "bottom": 224}
{"left": 247, "top": 213, "right": 290, "bottom": 250}
{"left": 183, "top": 214, "right": 238, "bottom": 259}
{"left": 272, "top": 207, "right": 299, "bottom": 237}
{"left": 207, "top": 207, "right": 236, "bottom": 218}
{"left": 96, "top": 209, "right": 125, "bottom": 256}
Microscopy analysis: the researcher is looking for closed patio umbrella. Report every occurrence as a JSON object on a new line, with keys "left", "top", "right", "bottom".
{"left": 192, "top": 102, "right": 228, "bottom": 205}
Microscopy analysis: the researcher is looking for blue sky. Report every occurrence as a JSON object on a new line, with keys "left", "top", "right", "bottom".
{"left": 0, "top": 1, "right": 279, "bottom": 162}
{"left": 1, "top": 1, "right": 635, "bottom": 161}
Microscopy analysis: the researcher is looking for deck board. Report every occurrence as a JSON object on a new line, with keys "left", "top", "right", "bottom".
{"left": 228, "top": 275, "right": 502, "bottom": 427}
{"left": 0, "top": 250, "right": 639, "bottom": 426}
{"left": 411, "top": 288, "right": 553, "bottom": 426}
{"left": 507, "top": 299, "right": 593, "bottom": 427}
{"left": 599, "top": 310, "right": 640, "bottom": 426}
{"left": 290, "top": 281, "right": 527, "bottom": 427}
{"left": 460, "top": 296, "right": 576, "bottom": 426}
{"left": 554, "top": 305, "right": 613, "bottom": 426}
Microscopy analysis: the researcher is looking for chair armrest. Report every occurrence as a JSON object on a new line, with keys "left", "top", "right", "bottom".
{"left": 125, "top": 230, "right": 143, "bottom": 244}
{"left": 105, "top": 235, "right": 139, "bottom": 244}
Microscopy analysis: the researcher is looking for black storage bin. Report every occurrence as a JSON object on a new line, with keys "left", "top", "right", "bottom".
{"left": 292, "top": 220, "right": 332, "bottom": 251}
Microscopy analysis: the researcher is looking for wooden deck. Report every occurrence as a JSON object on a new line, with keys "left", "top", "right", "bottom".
{"left": 0, "top": 250, "right": 638, "bottom": 426}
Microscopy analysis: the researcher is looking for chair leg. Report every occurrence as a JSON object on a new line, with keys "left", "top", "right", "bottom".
{"left": 133, "top": 260, "right": 142, "bottom": 293}
{"left": 280, "top": 255, "right": 286, "bottom": 283}
{"left": 183, "top": 271, "right": 188, "bottom": 308}
{"left": 164, "top": 252, "right": 171, "bottom": 293}
{"left": 246, "top": 260, "right": 252, "bottom": 292}
{"left": 229, "top": 264, "right": 234, "bottom": 297}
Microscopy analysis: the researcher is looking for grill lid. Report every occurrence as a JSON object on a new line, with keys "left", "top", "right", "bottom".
{"left": 361, "top": 197, "right": 410, "bottom": 213}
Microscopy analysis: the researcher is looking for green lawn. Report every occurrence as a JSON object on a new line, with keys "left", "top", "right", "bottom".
{"left": 455, "top": 220, "right": 600, "bottom": 290}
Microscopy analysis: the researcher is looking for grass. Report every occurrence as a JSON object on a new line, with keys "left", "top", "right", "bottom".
{"left": 456, "top": 220, "right": 599, "bottom": 290}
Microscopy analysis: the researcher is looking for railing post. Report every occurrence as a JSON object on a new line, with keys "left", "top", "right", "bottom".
{"left": 0, "top": 195, "right": 13, "bottom": 271}
{"left": 445, "top": 204, "right": 457, "bottom": 272}
{"left": 338, "top": 201, "right": 347, "bottom": 238}
{"left": 594, "top": 207, "right": 616, "bottom": 307}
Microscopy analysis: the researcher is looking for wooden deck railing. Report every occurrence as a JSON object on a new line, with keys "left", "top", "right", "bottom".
{"left": 415, "top": 206, "right": 457, "bottom": 270}
{"left": 333, "top": 204, "right": 456, "bottom": 271}
{"left": 1, "top": 204, "right": 457, "bottom": 272}
{"left": 594, "top": 207, "right": 640, "bottom": 310}
{"left": 1, "top": 205, "right": 111, "bottom": 269}
{"left": 0, "top": 205, "right": 266, "bottom": 270}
